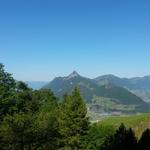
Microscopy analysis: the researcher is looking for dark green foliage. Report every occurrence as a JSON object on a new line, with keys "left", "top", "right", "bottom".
{"left": 0, "top": 89, "right": 59, "bottom": 150}
{"left": 58, "top": 88, "right": 89, "bottom": 150}
{"left": 100, "top": 135, "right": 114, "bottom": 150}
{"left": 0, "top": 112, "right": 36, "bottom": 150}
{"left": 0, "top": 63, "right": 16, "bottom": 121}
{"left": 138, "top": 129, "right": 150, "bottom": 150}
{"left": 100, "top": 123, "right": 137, "bottom": 150}
{"left": 81, "top": 125, "right": 115, "bottom": 150}
{"left": 0, "top": 63, "right": 16, "bottom": 95}
{"left": 31, "top": 89, "right": 57, "bottom": 113}
{"left": 100, "top": 124, "right": 150, "bottom": 150}
{"left": 33, "top": 93, "right": 59, "bottom": 150}
{"left": 16, "top": 81, "right": 31, "bottom": 91}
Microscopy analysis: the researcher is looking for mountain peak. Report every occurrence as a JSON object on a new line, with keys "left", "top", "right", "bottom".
{"left": 72, "top": 70, "right": 79, "bottom": 75}
{"left": 62, "top": 71, "right": 80, "bottom": 80}
{"left": 67, "top": 71, "right": 80, "bottom": 79}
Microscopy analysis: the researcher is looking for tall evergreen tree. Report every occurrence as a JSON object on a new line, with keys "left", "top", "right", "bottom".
{"left": 101, "top": 123, "right": 137, "bottom": 150}
{"left": 113, "top": 124, "right": 137, "bottom": 150}
{"left": 59, "top": 88, "right": 89, "bottom": 150}
{"left": 138, "top": 129, "right": 150, "bottom": 150}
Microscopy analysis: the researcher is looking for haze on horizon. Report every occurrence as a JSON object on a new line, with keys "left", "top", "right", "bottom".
{"left": 0, "top": 0, "right": 150, "bottom": 81}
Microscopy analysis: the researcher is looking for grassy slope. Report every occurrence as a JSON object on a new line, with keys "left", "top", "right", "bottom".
{"left": 96, "top": 113, "right": 150, "bottom": 138}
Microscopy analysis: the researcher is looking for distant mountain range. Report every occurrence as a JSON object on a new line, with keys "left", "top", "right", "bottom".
{"left": 41, "top": 71, "right": 150, "bottom": 113}
{"left": 27, "top": 72, "right": 150, "bottom": 103}
{"left": 26, "top": 72, "right": 150, "bottom": 113}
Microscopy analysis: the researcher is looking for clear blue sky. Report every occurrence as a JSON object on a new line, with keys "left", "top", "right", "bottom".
{"left": 0, "top": 0, "right": 150, "bottom": 81}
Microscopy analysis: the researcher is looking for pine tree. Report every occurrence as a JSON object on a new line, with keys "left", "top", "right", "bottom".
{"left": 59, "top": 88, "right": 89, "bottom": 150}
{"left": 101, "top": 123, "right": 137, "bottom": 150}
{"left": 138, "top": 129, "right": 150, "bottom": 150}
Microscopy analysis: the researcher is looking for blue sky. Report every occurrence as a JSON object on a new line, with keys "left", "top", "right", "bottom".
{"left": 0, "top": 0, "right": 150, "bottom": 81}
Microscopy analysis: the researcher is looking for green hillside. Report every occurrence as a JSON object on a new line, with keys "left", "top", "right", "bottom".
{"left": 95, "top": 74, "right": 150, "bottom": 102}
{"left": 95, "top": 83, "right": 145, "bottom": 105}
{"left": 96, "top": 113, "right": 150, "bottom": 138}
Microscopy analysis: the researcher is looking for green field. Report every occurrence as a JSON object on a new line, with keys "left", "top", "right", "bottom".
{"left": 96, "top": 113, "right": 150, "bottom": 138}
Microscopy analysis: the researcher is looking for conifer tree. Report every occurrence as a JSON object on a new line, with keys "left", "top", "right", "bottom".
{"left": 138, "top": 129, "right": 150, "bottom": 150}
{"left": 59, "top": 88, "right": 89, "bottom": 150}
{"left": 101, "top": 123, "right": 137, "bottom": 150}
